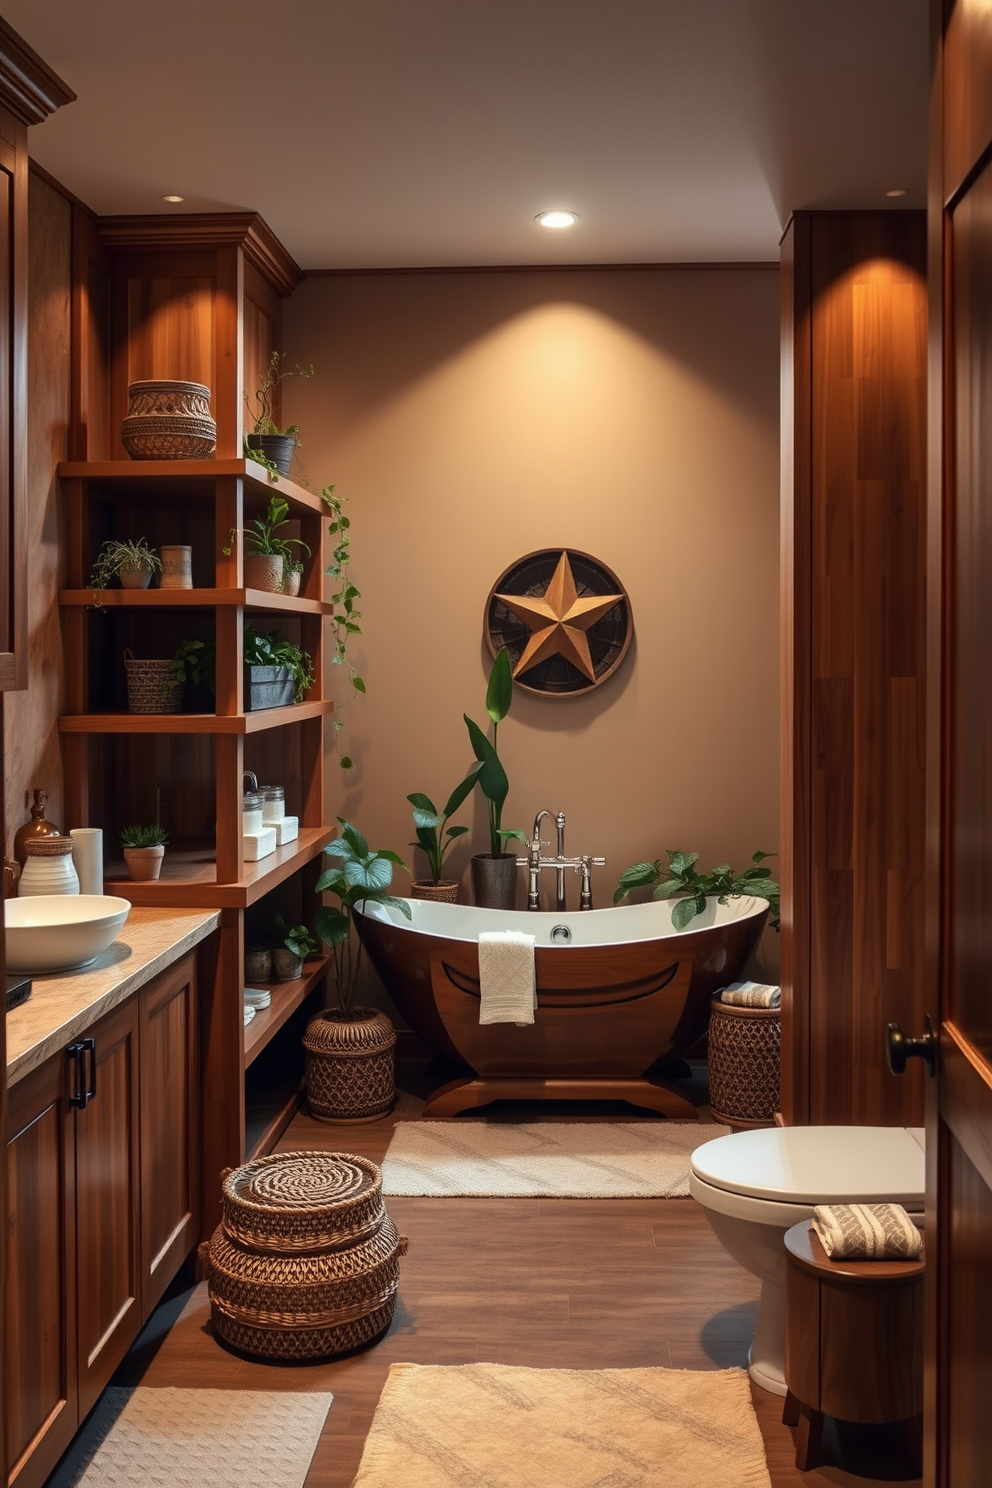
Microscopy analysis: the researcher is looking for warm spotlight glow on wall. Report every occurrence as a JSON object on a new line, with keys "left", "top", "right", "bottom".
{"left": 162, "top": 194, "right": 185, "bottom": 203}
{"left": 535, "top": 210, "right": 578, "bottom": 230}
{"left": 886, "top": 189, "right": 907, "bottom": 198}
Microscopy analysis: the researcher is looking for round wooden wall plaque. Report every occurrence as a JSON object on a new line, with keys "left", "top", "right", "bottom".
{"left": 484, "top": 548, "right": 633, "bottom": 697}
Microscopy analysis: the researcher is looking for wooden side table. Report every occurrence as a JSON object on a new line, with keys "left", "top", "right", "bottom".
{"left": 782, "top": 1219, "right": 924, "bottom": 1472}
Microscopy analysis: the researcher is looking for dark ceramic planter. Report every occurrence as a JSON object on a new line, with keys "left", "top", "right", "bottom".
{"left": 245, "top": 432, "right": 297, "bottom": 476}
{"left": 471, "top": 853, "right": 519, "bottom": 910}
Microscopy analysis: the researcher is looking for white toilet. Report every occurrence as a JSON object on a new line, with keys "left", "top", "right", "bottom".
{"left": 689, "top": 1125, "right": 925, "bottom": 1395}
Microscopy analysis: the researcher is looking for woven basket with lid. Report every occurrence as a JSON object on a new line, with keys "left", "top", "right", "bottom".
{"left": 303, "top": 1007, "right": 396, "bottom": 1123}
{"left": 203, "top": 1150, "right": 408, "bottom": 1361}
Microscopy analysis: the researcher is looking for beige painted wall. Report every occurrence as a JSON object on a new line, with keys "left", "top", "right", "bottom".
{"left": 286, "top": 266, "right": 782, "bottom": 974}
{"left": 4, "top": 172, "right": 70, "bottom": 850}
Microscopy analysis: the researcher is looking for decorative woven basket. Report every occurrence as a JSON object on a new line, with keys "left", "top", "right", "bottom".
{"left": 124, "top": 649, "right": 182, "bottom": 714}
{"left": 303, "top": 1007, "right": 396, "bottom": 1123}
{"left": 202, "top": 1150, "right": 409, "bottom": 1361}
{"left": 707, "top": 997, "right": 781, "bottom": 1126}
{"left": 411, "top": 880, "right": 459, "bottom": 903}
{"left": 121, "top": 379, "right": 217, "bottom": 460}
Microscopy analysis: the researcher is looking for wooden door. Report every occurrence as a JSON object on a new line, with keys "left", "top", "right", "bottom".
{"left": 139, "top": 952, "right": 199, "bottom": 1315}
{"left": 5, "top": 1052, "right": 77, "bottom": 1488}
{"left": 73, "top": 997, "right": 141, "bottom": 1418}
{"left": 927, "top": 3, "right": 992, "bottom": 1483}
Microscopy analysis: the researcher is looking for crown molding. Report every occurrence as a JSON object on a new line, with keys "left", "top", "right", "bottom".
{"left": 0, "top": 16, "right": 75, "bottom": 126}
{"left": 97, "top": 212, "right": 303, "bottom": 296}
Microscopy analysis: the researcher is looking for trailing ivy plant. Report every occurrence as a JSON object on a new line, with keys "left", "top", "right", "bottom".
{"left": 613, "top": 849, "right": 780, "bottom": 931}
{"left": 320, "top": 484, "right": 364, "bottom": 769}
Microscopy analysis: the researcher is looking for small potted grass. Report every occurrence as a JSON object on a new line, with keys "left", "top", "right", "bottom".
{"left": 119, "top": 823, "right": 168, "bottom": 881}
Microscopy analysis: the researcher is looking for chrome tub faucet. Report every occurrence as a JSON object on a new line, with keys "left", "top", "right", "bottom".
{"left": 517, "top": 810, "right": 605, "bottom": 911}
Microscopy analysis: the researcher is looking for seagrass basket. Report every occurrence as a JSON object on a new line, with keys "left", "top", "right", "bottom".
{"left": 202, "top": 1150, "right": 409, "bottom": 1362}
{"left": 303, "top": 1007, "right": 396, "bottom": 1123}
{"left": 121, "top": 379, "right": 217, "bottom": 460}
{"left": 411, "top": 880, "right": 459, "bottom": 903}
{"left": 124, "top": 649, "right": 182, "bottom": 713}
{"left": 707, "top": 997, "right": 781, "bottom": 1126}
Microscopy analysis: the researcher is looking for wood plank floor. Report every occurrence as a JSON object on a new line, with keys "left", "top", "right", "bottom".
{"left": 48, "top": 1067, "right": 922, "bottom": 1487}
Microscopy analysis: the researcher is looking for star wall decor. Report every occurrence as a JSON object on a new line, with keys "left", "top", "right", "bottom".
{"left": 484, "top": 549, "right": 633, "bottom": 697}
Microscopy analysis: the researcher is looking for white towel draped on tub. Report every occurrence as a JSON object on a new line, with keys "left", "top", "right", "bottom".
{"left": 478, "top": 930, "right": 537, "bottom": 1026}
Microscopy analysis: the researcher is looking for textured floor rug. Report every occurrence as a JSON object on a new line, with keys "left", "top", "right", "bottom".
{"left": 380, "top": 1121, "right": 731, "bottom": 1197}
{"left": 66, "top": 1387, "right": 331, "bottom": 1487}
{"left": 352, "top": 1362, "right": 771, "bottom": 1488}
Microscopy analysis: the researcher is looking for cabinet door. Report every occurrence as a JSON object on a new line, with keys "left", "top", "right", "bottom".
{"left": 5, "top": 1055, "right": 76, "bottom": 1488}
{"left": 74, "top": 997, "right": 141, "bottom": 1418}
{"left": 139, "top": 952, "right": 199, "bottom": 1315}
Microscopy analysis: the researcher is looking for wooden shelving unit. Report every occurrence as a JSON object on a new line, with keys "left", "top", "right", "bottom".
{"left": 244, "top": 957, "right": 329, "bottom": 1067}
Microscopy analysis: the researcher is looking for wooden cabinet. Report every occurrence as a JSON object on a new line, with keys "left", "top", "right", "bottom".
{"left": 4, "top": 953, "right": 199, "bottom": 1488}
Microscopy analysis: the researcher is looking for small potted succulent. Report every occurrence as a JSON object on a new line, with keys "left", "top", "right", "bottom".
{"left": 407, "top": 771, "right": 478, "bottom": 902}
{"left": 119, "top": 823, "right": 168, "bottom": 881}
{"left": 272, "top": 916, "right": 321, "bottom": 981}
{"left": 89, "top": 537, "right": 162, "bottom": 593}
{"left": 243, "top": 351, "right": 314, "bottom": 475}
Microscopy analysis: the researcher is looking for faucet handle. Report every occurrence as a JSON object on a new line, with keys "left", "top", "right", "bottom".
{"left": 590, "top": 856, "right": 606, "bottom": 867}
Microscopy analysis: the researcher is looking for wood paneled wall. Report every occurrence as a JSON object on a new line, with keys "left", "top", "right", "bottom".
{"left": 781, "top": 211, "right": 928, "bottom": 1126}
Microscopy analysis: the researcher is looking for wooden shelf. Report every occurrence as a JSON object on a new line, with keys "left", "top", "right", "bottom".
{"left": 243, "top": 958, "right": 328, "bottom": 1067}
{"left": 245, "top": 1075, "right": 305, "bottom": 1162}
{"left": 59, "top": 587, "right": 333, "bottom": 616}
{"left": 103, "top": 826, "right": 335, "bottom": 908}
{"left": 59, "top": 699, "right": 333, "bottom": 735}
{"left": 58, "top": 458, "right": 327, "bottom": 516}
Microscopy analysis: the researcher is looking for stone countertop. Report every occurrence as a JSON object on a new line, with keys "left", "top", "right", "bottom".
{"left": 6, "top": 905, "right": 220, "bottom": 1086}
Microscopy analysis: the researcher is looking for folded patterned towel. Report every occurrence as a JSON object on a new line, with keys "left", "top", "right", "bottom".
{"left": 719, "top": 980, "right": 781, "bottom": 1009}
{"left": 478, "top": 930, "right": 537, "bottom": 1026}
{"left": 812, "top": 1202, "right": 923, "bottom": 1261}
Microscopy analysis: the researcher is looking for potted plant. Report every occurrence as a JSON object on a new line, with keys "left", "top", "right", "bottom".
{"left": 407, "top": 770, "right": 478, "bottom": 902}
{"left": 89, "top": 537, "right": 162, "bottom": 593}
{"left": 303, "top": 819, "right": 410, "bottom": 1122}
{"left": 281, "top": 555, "right": 305, "bottom": 597}
{"left": 464, "top": 647, "right": 526, "bottom": 909}
{"left": 272, "top": 915, "right": 321, "bottom": 981}
{"left": 231, "top": 494, "right": 311, "bottom": 593}
{"left": 119, "top": 823, "right": 168, "bottom": 881}
{"left": 244, "top": 624, "right": 315, "bottom": 708}
{"left": 243, "top": 351, "right": 314, "bottom": 475}
{"left": 613, "top": 849, "right": 780, "bottom": 929}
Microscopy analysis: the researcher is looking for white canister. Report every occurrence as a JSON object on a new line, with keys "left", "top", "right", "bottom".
{"left": 159, "top": 544, "right": 193, "bottom": 589}
{"left": 18, "top": 836, "right": 80, "bottom": 896}
{"left": 69, "top": 826, "right": 104, "bottom": 895}
{"left": 259, "top": 785, "right": 285, "bottom": 822}
{"left": 242, "top": 792, "right": 264, "bottom": 835}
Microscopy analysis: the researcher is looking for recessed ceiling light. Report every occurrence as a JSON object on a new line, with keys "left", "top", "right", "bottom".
{"left": 162, "top": 194, "right": 185, "bottom": 203}
{"left": 535, "top": 210, "right": 578, "bottom": 230}
{"left": 886, "top": 189, "right": 907, "bottom": 198}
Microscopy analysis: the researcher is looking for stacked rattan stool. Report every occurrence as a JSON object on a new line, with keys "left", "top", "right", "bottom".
{"left": 201, "top": 1150, "right": 408, "bottom": 1361}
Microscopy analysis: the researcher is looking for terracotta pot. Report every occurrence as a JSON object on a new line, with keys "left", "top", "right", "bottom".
{"left": 471, "top": 853, "right": 519, "bottom": 910}
{"left": 303, "top": 1007, "right": 396, "bottom": 1123}
{"left": 243, "top": 552, "right": 284, "bottom": 592}
{"left": 123, "top": 844, "right": 165, "bottom": 881}
{"left": 272, "top": 945, "right": 304, "bottom": 981}
{"left": 411, "top": 880, "right": 459, "bottom": 903}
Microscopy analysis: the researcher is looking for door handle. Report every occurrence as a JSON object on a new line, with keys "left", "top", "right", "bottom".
{"left": 67, "top": 1042, "right": 87, "bottom": 1107}
{"left": 886, "top": 1015, "right": 937, "bottom": 1076}
{"left": 82, "top": 1036, "right": 97, "bottom": 1102}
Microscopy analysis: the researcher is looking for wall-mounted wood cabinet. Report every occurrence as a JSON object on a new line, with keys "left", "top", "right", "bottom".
{"left": 5, "top": 953, "right": 198, "bottom": 1488}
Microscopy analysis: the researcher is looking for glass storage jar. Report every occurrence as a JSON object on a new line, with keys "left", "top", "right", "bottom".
{"left": 242, "top": 792, "right": 264, "bottom": 835}
{"left": 259, "top": 785, "right": 285, "bottom": 823}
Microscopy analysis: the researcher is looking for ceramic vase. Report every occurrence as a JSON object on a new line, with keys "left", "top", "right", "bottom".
{"left": 272, "top": 946, "right": 304, "bottom": 981}
{"left": 159, "top": 544, "right": 193, "bottom": 589}
{"left": 243, "top": 553, "right": 284, "bottom": 593}
{"left": 471, "top": 853, "right": 518, "bottom": 910}
{"left": 244, "top": 945, "right": 273, "bottom": 981}
{"left": 18, "top": 837, "right": 79, "bottom": 896}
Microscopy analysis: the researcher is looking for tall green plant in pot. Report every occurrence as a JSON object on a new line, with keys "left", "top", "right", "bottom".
{"left": 407, "top": 768, "right": 478, "bottom": 902}
{"left": 464, "top": 647, "right": 526, "bottom": 909}
{"left": 303, "top": 820, "right": 411, "bottom": 1123}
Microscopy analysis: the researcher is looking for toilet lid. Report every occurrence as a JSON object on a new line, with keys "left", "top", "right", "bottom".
{"left": 690, "top": 1125, "right": 925, "bottom": 1205}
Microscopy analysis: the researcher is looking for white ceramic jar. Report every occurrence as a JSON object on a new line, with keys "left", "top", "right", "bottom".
{"left": 18, "top": 836, "right": 80, "bottom": 896}
{"left": 259, "top": 785, "right": 285, "bottom": 823}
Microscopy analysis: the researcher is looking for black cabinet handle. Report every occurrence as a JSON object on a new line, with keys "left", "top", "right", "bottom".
{"left": 886, "top": 1015, "right": 937, "bottom": 1076}
{"left": 67, "top": 1042, "right": 87, "bottom": 1107}
{"left": 82, "top": 1036, "right": 97, "bottom": 1102}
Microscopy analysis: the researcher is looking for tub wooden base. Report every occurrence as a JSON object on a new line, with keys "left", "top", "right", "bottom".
{"left": 422, "top": 1075, "right": 700, "bottom": 1120}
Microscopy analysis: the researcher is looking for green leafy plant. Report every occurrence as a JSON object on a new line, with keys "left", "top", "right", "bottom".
{"left": 89, "top": 537, "right": 162, "bottom": 591}
{"left": 244, "top": 351, "right": 314, "bottom": 439}
{"left": 463, "top": 647, "right": 526, "bottom": 857}
{"left": 244, "top": 624, "right": 315, "bottom": 703}
{"left": 407, "top": 771, "right": 479, "bottom": 884}
{"left": 170, "top": 639, "right": 215, "bottom": 689}
{"left": 321, "top": 484, "right": 364, "bottom": 768}
{"left": 314, "top": 819, "right": 411, "bottom": 1018}
{"left": 273, "top": 914, "right": 320, "bottom": 959}
{"left": 224, "top": 494, "right": 312, "bottom": 564}
{"left": 613, "top": 849, "right": 780, "bottom": 931}
{"left": 119, "top": 823, "right": 168, "bottom": 849}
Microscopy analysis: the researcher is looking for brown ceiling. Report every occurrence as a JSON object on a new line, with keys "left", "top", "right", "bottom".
{"left": 6, "top": 0, "right": 928, "bottom": 269}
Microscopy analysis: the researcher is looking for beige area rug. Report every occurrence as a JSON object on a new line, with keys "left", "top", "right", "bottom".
{"left": 67, "top": 1387, "right": 331, "bottom": 1487}
{"left": 352, "top": 1362, "right": 771, "bottom": 1488}
{"left": 380, "top": 1121, "right": 731, "bottom": 1197}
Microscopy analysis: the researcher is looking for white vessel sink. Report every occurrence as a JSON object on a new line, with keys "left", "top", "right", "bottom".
{"left": 4, "top": 894, "right": 131, "bottom": 973}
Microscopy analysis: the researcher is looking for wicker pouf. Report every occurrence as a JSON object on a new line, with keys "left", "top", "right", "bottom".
{"left": 304, "top": 1007, "right": 396, "bottom": 1123}
{"left": 203, "top": 1150, "right": 408, "bottom": 1361}
{"left": 707, "top": 997, "right": 781, "bottom": 1126}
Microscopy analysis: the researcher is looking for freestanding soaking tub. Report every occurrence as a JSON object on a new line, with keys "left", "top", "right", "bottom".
{"left": 356, "top": 895, "right": 770, "bottom": 1118}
